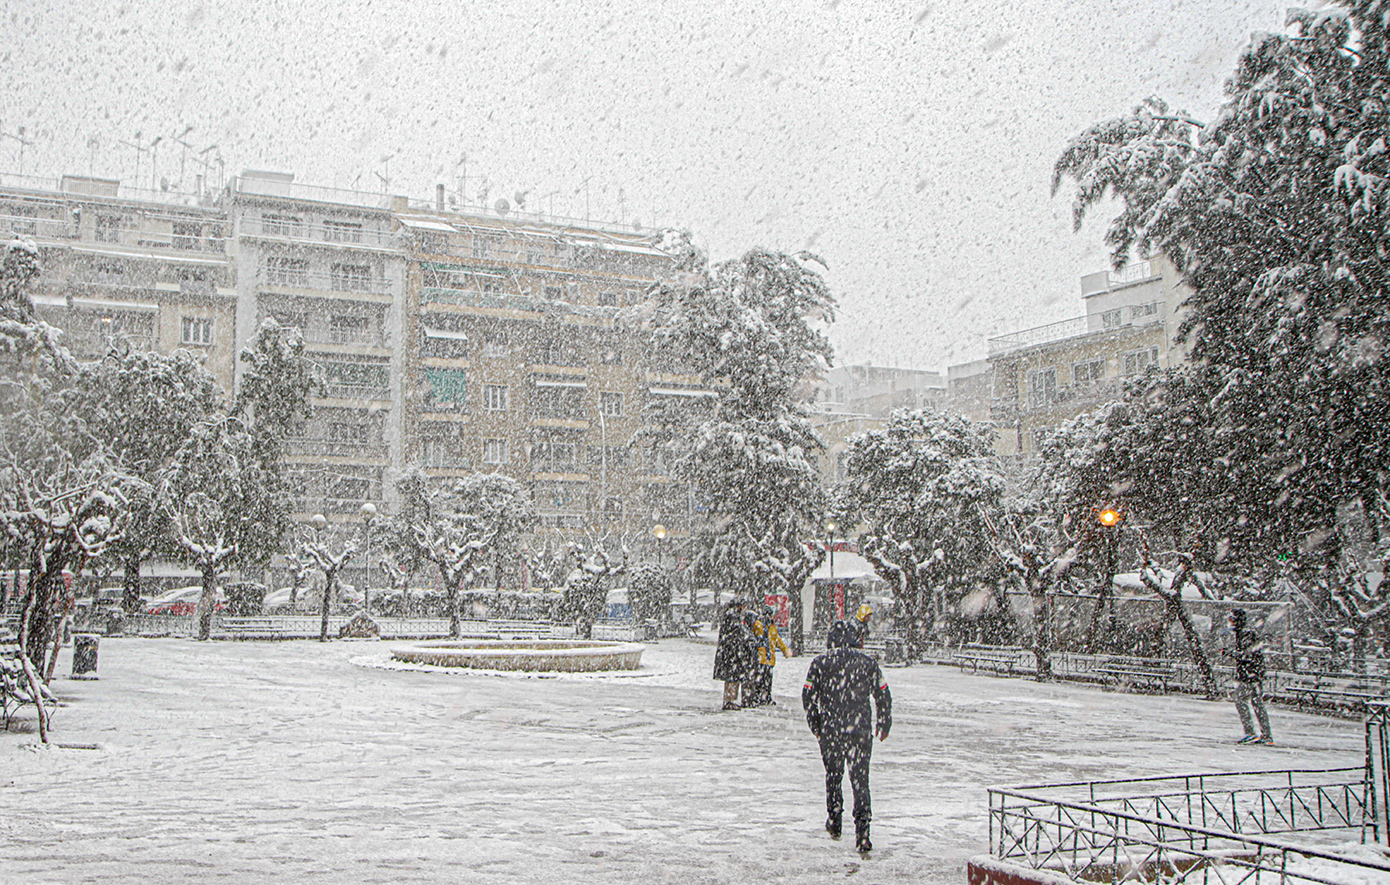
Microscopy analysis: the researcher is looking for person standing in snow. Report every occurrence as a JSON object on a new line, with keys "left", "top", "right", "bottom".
{"left": 745, "top": 603, "right": 790, "bottom": 706}
{"left": 1224, "top": 608, "right": 1272, "bottom": 745}
{"left": 850, "top": 602, "right": 873, "bottom": 647}
{"left": 713, "top": 595, "right": 754, "bottom": 710}
{"left": 802, "top": 619, "right": 892, "bottom": 853}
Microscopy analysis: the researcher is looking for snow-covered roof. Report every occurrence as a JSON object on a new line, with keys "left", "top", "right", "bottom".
{"left": 809, "top": 552, "right": 879, "bottom": 581}
{"left": 397, "top": 216, "right": 456, "bottom": 232}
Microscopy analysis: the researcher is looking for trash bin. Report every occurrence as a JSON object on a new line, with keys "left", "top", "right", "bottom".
{"left": 72, "top": 633, "right": 99, "bottom": 680}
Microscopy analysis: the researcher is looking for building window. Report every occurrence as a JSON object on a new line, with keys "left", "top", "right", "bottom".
{"left": 535, "top": 385, "right": 584, "bottom": 419}
{"left": 264, "top": 256, "right": 309, "bottom": 286}
{"left": 1102, "top": 309, "right": 1123, "bottom": 330}
{"left": 181, "top": 316, "right": 213, "bottom": 346}
{"left": 328, "top": 421, "right": 369, "bottom": 444}
{"left": 1072, "top": 360, "right": 1104, "bottom": 386}
{"left": 423, "top": 367, "right": 467, "bottom": 410}
{"left": 1122, "top": 347, "right": 1159, "bottom": 376}
{"left": 421, "top": 423, "right": 467, "bottom": 469}
{"left": 323, "top": 219, "right": 363, "bottom": 243}
{"left": 587, "top": 445, "right": 630, "bottom": 468}
{"left": 94, "top": 215, "right": 121, "bottom": 242}
{"left": 539, "top": 338, "right": 585, "bottom": 368}
{"left": 263, "top": 214, "right": 302, "bottom": 237}
{"left": 599, "top": 392, "right": 623, "bottom": 417}
{"left": 482, "top": 438, "right": 508, "bottom": 465}
{"left": 172, "top": 221, "right": 201, "bottom": 250}
{"left": 272, "top": 310, "right": 307, "bottom": 333}
{"left": 598, "top": 332, "right": 623, "bottom": 365}
{"left": 330, "top": 263, "right": 372, "bottom": 292}
{"left": 531, "top": 439, "right": 577, "bottom": 471}
{"left": 323, "top": 361, "right": 389, "bottom": 398}
{"left": 1026, "top": 368, "right": 1057, "bottom": 408}
{"left": 1131, "top": 302, "right": 1159, "bottom": 319}
{"left": 330, "top": 314, "right": 370, "bottom": 344}
{"left": 597, "top": 291, "right": 618, "bottom": 307}
{"left": 482, "top": 330, "right": 509, "bottom": 358}
{"left": 543, "top": 285, "right": 563, "bottom": 301}
{"left": 472, "top": 237, "right": 491, "bottom": 259}
{"left": 483, "top": 384, "right": 509, "bottom": 411}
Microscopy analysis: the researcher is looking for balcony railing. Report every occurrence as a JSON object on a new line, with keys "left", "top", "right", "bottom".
{"left": 320, "top": 382, "right": 391, "bottom": 401}
{"left": 240, "top": 216, "right": 401, "bottom": 249}
{"left": 2, "top": 213, "right": 226, "bottom": 253}
{"left": 285, "top": 439, "right": 389, "bottom": 459}
{"left": 421, "top": 286, "right": 537, "bottom": 313}
{"left": 988, "top": 316, "right": 1089, "bottom": 355}
{"left": 256, "top": 268, "right": 393, "bottom": 296}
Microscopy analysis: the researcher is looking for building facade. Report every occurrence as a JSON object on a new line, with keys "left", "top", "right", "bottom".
{"left": 2, "top": 169, "right": 708, "bottom": 577}
{"left": 982, "top": 257, "right": 1191, "bottom": 473}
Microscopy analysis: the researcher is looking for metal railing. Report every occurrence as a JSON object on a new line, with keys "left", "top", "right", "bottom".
{"left": 239, "top": 216, "right": 401, "bottom": 249}
{"left": 256, "top": 268, "right": 393, "bottom": 296}
{"left": 988, "top": 768, "right": 1389, "bottom": 884}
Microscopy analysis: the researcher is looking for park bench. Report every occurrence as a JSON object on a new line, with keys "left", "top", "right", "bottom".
{"left": 954, "top": 644, "right": 1030, "bottom": 677}
{"left": 1276, "top": 672, "right": 1390, "bottom": 712}
{"left": 460, "top": 619, "right": 556, "bottom": 640}
{"left": 219, "top": 616, "right": 290, "bottom": 639}
{"left": 1094, "top": 656, "right": 1183, "bottom": 694}
{"left": 1, "top": 634, "right": 55, "bottom": 729}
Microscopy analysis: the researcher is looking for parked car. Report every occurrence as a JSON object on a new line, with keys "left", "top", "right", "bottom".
{"left": 144, "top": 586, "right": 225, "bottom": 616}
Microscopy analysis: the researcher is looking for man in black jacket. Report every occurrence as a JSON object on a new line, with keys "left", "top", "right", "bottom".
{"left": 802, "top": 619, "right": 892, "bottom": 853}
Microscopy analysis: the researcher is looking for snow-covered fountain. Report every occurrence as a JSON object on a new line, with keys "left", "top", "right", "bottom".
{"left": 392, "top": 638, "right": 645, "bottom": 672}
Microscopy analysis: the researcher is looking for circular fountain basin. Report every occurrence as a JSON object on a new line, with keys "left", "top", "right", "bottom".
{"left": 392, "top": 638, "right": 645, "bottom": 672}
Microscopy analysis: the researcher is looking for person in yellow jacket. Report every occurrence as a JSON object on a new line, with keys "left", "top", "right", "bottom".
{"left": 746, "top": 603, "right": 791, "bottom": 706}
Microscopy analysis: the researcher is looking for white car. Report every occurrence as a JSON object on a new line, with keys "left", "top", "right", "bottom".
{"left": 144, "top": 586, "right": 224, "bottom": 616}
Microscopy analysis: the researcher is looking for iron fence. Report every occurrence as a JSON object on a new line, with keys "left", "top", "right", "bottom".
{"left": 988, "top": 768, "right": 1390, "bottom": 884}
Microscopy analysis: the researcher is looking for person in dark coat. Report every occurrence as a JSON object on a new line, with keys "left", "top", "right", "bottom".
{"left": 802, "top": 619, "right": 892, "bottom": 853}
{"left": 713, "top": 596, "right": 754, "bottom": 710}
{"left": 1225, "top": 608, "right": 1272, "bottom": 744}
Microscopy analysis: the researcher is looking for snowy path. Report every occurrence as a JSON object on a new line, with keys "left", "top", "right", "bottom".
{"left": 0, "top": 638, "right": 1366, "bottom": 884}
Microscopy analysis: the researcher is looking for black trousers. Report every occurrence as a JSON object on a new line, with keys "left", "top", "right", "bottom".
{"left": 818, "top": 731, "right": 873, "bottom": 833}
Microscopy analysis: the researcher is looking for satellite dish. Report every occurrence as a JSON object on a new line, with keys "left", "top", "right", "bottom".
{"left": 494, "top": 198, "right": 510, "bottom": 215}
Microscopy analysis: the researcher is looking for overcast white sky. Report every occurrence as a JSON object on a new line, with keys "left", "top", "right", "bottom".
{"left": 1, "top": 0, "right": 1297, "bottom": 371}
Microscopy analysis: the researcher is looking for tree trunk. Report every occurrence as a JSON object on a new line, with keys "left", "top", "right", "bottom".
{"left": 1030, "top": 581, "right": 1053, "bottom": 682}
{"left": 45, "top": 613, "right": 68, "bottom": 683}
{"left": 446, "top": 581, "right": 460, "bottom": 638}
{"left": 788, "top": 574, "right": 805, "bottom": 657}
{"left": 122, "top": 552, "right": 143, "bottom": 615}
{"left": 197, "top": 563, "right": 217, "bottom": 641}
{"left": 17, "top": 577, "right": 50, "bottom": 744}
{"left": 319, "top": 567, "right": 336, "bottom": 642}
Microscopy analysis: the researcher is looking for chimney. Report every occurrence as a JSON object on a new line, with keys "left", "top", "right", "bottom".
{"left": 436, "top": 184, "right": 445, "bottom": 211}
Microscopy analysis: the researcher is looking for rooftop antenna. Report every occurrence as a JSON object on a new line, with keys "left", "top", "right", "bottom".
{"left": 87, "top": 135, "right": 100, "bottom": 178}
{"left": 3, "top": 126, "right": 35, "bottom": 178}
{"left": 577, "top": 175, "right": 592, "bottom": 223}
{"left": 168, "top": 125, "right": 196, "bottom": 191}
{"left": 119, "top": 131, "right": 157, "bottom": 193}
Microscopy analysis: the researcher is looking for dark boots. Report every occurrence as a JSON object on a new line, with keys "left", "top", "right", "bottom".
{"left": 825, "top": 815, "right": 841, "bottom": 839}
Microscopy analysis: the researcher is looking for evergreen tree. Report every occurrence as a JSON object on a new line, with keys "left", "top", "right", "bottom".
{"left": 1053, "top": 3, "right": 1390, "bottom": 571}
{"left": 648, "top": 247, "right": 835, "bottom": 653}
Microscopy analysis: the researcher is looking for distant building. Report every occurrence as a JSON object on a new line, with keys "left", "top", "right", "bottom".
{"left": 981, "top": 256, "right": 1191, "bottom": 474}
{"left": 1, "top": 169, "right": 708, "bottom": 585}
{"left": 808, "top": 364, "right": 945, "bottom": 484}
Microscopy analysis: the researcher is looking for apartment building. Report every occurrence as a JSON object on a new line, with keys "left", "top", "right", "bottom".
{"left": 984, "top": 256, "right": 1191, "bottom": 473}
{"left": 808, "top": 364, "right": 946, "bottom": 485}
{"left": 0, "top": 174, "right": 236, "bottom": 388}
{"left": 2, "top": 169, "right": 708, "bottom": 566}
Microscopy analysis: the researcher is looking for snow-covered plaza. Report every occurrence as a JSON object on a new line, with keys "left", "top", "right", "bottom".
{"left": 0, "top": 637, "right": 1370, "bottom": 885}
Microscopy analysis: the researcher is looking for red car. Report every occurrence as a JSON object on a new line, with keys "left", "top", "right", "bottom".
{"left": 144, "top": 586, "right": 226, "bottom": 615}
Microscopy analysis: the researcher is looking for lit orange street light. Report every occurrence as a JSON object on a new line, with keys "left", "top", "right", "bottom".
{"left": 1098, "top": 508, "right": 1122, "bottom": 528}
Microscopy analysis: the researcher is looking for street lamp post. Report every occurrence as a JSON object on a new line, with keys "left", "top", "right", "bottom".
{"left": 825, "top": 520, "right": 837, "bottom": 625}
{"left": 360, "top": 502, "right": 378, "bottom": 615}
{"left": 307, "top": 513, "right": 357, "bottom": 642}
{"left": 1093, "top": 507, "right": 1124, "bottom": 648}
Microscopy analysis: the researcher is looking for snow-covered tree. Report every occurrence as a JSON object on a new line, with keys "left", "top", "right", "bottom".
{"left": 561, "top": 542, "right": 625, "bottom": 639}
{"left": 626, "top": 561, "right": 672, "bottom": 628}
{"left": 1135, "top": 541, "right": 1219, "bottom": 698}
{"left": 1053, "top": 3, "right": 1390, "bottom": 572}
{"left": 843, "top": 410, "right": 1006, "bottom": 655}
{"left": 159, "top": 415, "right": 283, "bottom": 640}
{"left": 395, "top": 470, "right": 537, "bottom": 637}
{"left": 67, "top": 346, "right": 223, "bottom": 613}
{"left": 647, "top": 248, "right": 835, "bottom": 654}
{"left": 300, "top": 518, "right": 358, "bottom": 642}
{"left": 980, "top": 505, "right": 1084, "bottom": 681}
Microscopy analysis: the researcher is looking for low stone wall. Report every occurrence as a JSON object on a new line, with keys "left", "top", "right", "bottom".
{"left": 392, "top": 639, "right": 645, "bottom": 672}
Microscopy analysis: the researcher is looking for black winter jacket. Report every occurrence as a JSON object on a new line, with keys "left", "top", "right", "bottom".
{"left": 803, "top": 620, "right": 891, "bottom": 740}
